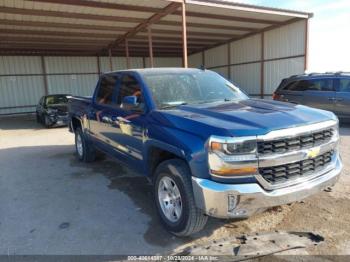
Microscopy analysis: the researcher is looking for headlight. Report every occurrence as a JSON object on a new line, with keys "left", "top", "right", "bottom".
{"left": 211, "top": 140, "right": 257, "bottom": 155}
{"left": 208, "top": 136, "right": 258, "bottom": 177}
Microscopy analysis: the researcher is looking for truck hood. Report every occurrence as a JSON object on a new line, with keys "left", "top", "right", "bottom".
{"left": 151, "top": 99, "right": 336, "bottom": 138}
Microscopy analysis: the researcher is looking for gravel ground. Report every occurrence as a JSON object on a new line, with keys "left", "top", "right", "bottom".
{"left": 0, "top": 115, "right": 349, "bottom": 256}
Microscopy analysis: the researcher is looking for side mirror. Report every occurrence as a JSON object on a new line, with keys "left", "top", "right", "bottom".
{"left": 121, "top": 96, "right": 141, "bottom": 111}
{"left": 122, "top": 95, "right": 138, "bottom": 106}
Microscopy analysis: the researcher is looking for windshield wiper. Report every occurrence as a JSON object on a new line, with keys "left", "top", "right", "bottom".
{"left": 160, "top": 102, "right": 188, "bottom": 109}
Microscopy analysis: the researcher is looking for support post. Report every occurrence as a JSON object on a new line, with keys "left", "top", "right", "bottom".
{"left": 108, "top": 48, "right": 113, "bottom": 71}
{"left": 260, "top": 32, "right": 265, "bottom": 99}
{"left": 142, "top": 57, "right": 146, "bottom": 68}
{"left": 181, "top": 1, "right": 188, "bottom": 68}
{"left": 125, "top": 39, "right": 130, "bottom": 69}
{"left": 304, "top": 18, "right": 309, "bottom": 72}
{"left": 148, "top": 27, "right": 154, "bottom": 68}
{"left": 40, "top": 56, "right": 48, "bottom": 95}
{"left": 201, "top": 51, "right": 205, "bottom": 68}
{"left": 227, "top": 43, "right": 231, "bottom": 80}
{"left": 96, "top": 56, "right": 101, "bottom": 75}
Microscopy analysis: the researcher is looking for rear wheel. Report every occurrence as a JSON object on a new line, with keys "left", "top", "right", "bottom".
{"left": 154, "top": 159, "right": 208, "bottom": 236}
{"left": 75, "top": 127, "right": 96, "bottom": 162}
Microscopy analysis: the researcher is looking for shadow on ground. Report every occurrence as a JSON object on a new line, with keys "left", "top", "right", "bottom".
{"left": 0, "top": 144, "right": 232, "bottom": 253}
{"left": 68, "top": 151, "right": 231, "bottom": 247}
{"left": 0, "top": 114, "right": 45, "bottom": 130}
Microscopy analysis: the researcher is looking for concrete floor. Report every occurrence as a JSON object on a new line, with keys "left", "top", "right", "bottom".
{"left": 0, "top": 115, "right": 349, "bottom": 255}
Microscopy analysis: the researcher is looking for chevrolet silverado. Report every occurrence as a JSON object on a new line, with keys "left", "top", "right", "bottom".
{"left": 68, "top": 68, "right": 342, "bottom": 236}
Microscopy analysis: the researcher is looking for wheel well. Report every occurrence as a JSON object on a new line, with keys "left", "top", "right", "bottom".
{"left": 148, "top": 147, "right": 183, "bottom": 178}
{"left": 71, "top": 117, "right": 82, "bottom": 131}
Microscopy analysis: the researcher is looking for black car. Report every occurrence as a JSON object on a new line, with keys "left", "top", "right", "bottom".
{"left": 273, "top": 72, "right": 350, "bottom": 121}
{"left": 36, "top": 94, "right": 70, "bottom": 127}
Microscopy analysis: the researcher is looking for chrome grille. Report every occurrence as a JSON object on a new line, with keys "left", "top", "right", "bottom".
{"left": 259, "top": 151, "right": 334, "bottom": 185}
{"left": 258, "top": 128, "right": 333, "bottom": 155}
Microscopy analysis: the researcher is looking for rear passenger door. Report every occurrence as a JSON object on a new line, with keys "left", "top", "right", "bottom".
{"left": 89, "top": 74, "right": 120, "bottom": 148}
{"left": 292, "top": 78, "right": 336, "bottom": 112}
{"left": 334, "top": 78, "right": 350, "bottom": 119}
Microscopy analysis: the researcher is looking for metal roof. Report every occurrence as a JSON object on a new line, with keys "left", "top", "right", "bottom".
{"left": 0, "top": 0, "right": 313, "bottom": 57}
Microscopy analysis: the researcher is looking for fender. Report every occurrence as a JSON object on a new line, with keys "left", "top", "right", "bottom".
{"left": 143, "top": 126, "right": 210, "bottom": 179}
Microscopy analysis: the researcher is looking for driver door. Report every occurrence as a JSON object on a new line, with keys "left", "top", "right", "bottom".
{"left": 102, "top": 73, "right": 147, "bottom": 169}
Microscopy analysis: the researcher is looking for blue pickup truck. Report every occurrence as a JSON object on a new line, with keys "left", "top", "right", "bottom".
{"left": 68, "top": 68, "right": 342, "bottom": 236}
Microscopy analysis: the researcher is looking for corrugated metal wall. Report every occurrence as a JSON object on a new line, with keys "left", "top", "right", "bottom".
{"left": 188, "top": 52, "right": 202, "bottom": 68}
{"left": 188, "top": 20, "right": 306, "bottom": 99}
{"left": 1, "top": 20, "right": 306, "bottom": 115}
{"left": 264, "top": 57, "right": 305, "bottom": 94}
{"left": 0, "top": 56, "right": 45, "bottom": 115}
{"left": 0, "top": 55, "right": 181, "bottom": 115}
{"left": 145, "top": 57, "right": 182, "bottom": 68}
{"left": 45, "top": 56, "right": 99, "bottom": 97}
{"left": 99, "top": 57, "right": 144, "bottom": 72}
{"left": 231, "top": 63, "right": 261, "bottom": 95}
{"left": 263, "top": 20, "right": 306, "bottom": 94}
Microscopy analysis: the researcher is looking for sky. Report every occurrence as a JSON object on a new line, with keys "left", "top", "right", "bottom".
{"left": 236, "top": 0, "right": 350, "bottom": 72}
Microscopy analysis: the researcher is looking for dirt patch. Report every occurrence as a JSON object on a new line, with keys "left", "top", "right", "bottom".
{"left": 273, "top": 192, "right": 350, "bottom": 255}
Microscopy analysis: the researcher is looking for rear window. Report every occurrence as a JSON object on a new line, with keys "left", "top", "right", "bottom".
{"left": 339, "top": 78, "right": 350, "bottom": 92}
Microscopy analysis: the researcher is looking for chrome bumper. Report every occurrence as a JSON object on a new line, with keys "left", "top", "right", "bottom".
{"left": 192, "top": 154, "right": 342, "bottom": 219}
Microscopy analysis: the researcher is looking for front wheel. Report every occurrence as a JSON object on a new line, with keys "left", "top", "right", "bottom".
{"left": 154, "top": 159, "right": 208, "bottom": 236}
{"left": 36, "top": 113, "right": 41, "bottom": 123}
{"left": 75, "top": 127, "right": 96, "bottom": 162}
{"left": 44, "top": 115, "right": 52, "bottom": 128}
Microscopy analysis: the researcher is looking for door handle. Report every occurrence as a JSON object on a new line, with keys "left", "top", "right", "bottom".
{"left": 117, "top": 116, "right": 131, "bottom": 124}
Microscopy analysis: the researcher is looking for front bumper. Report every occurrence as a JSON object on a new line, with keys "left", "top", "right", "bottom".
{"left": 49, "top": 114, "right": 69, "bottom": 126}
{"left": 192, "top": 154, "right": 342, "bottom": 219}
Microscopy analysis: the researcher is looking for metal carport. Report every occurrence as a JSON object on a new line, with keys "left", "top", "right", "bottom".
{"left": 0, "top": 0, "right": 312, "bottom": 115}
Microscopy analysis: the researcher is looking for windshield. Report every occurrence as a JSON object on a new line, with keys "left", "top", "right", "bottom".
{"left": 45, "top": 95, "right": 68, "bottom": 105}
{"left": 141, "top": 70, "right": 248, "bottom": 109}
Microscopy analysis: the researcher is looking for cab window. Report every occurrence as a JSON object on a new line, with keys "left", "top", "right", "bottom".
{"left": 96, "top": 75, "right": 119, "bottom": 105}
{"left": 116, "top": 74, "right": 144, "bottom": 111}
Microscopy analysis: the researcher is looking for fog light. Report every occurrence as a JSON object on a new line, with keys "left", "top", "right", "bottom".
{"left": 228, "top": 194, "right": 239, "bottom": 212}
{"left": 232, "top": 209, "right": 247, "bottom": 216}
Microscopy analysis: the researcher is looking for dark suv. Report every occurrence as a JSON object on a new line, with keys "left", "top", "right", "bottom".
{"left": 273, "top": 72, "right": 350, "bottom": 120}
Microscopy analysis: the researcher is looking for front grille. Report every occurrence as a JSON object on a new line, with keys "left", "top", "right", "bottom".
{"left": 258, "top": 128, "right": 333, "bottom": 155}
{"left": 57, "top": 111, "right": 68, "bottom": 116}
{"left": 259, "top": 150, "right": 334, "bottom": 185}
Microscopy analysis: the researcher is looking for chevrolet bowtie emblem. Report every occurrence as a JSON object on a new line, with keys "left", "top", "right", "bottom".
{"left": 307, "top": 147, "right": 321, "bottom": 158}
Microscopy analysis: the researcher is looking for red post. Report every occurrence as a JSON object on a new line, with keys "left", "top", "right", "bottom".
{"left": 181, "top": 1, "right": 188, "bottom": 68}
{"left": 148, "top": 27, "right": 154, "bottom": 68}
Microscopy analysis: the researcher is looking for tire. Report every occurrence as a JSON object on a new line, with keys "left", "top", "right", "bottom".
{"left": 36, "top": 113, "right": 41, "bottom": 123}
{"left": 75, "top": 127, "right": 96, "bottom": 162}
{"left": 44, "top": 115, "right": 51, "bottom": 128}
{"left": 154, "top": 159, "right": 208, "bottom": 236}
